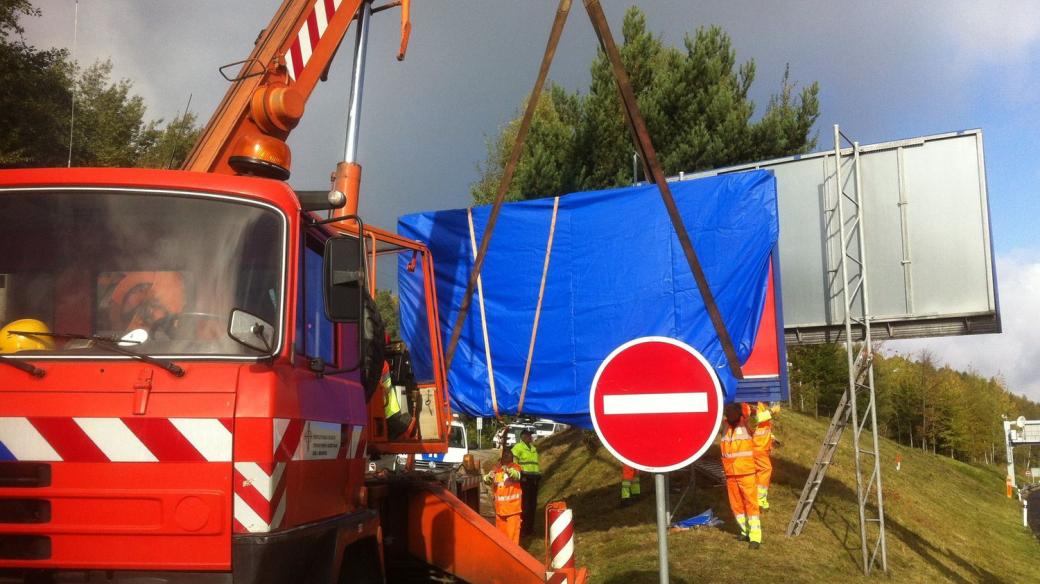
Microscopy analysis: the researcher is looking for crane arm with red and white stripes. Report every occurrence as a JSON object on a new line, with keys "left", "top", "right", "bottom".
{"left": 182, "top": 0, "right": 409, "bottom": 197}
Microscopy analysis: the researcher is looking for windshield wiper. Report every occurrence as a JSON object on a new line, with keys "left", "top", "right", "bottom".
{"left": 7, "top": 330, "right": 185, "bottom": 377}
{"left": 0, "top": 354, "right": 45, "bottom": 378}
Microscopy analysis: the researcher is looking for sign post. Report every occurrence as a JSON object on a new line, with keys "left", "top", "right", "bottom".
{"left": 590, "top": 337, "right": 724, "bottom": 583}
{"left": 654, "top": 473, "right": 669, "bottom": 583}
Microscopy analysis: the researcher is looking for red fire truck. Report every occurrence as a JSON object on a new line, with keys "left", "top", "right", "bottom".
{"left": 0, "top": 1, "right": 584, "bottom": 582}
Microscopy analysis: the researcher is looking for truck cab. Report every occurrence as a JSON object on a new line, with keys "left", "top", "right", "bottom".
{"left": 0, "top": 167, "right": 450, "bottom": 582}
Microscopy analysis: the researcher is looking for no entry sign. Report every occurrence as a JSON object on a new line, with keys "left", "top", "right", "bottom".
{"left": 589, "top": 336, "right": 724, "bottom": 473}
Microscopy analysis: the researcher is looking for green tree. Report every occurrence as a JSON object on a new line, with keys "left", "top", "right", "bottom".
{"left": 472, "top": 85, "right": 581, "bottom": 205}
{"left": 794, "top": 340, "right": 1040, "bottom": 467}
{"left": 68, "top": 60, "right": 200, "bottom": 169}
{"left": 788, "top": 344, "right": 847, "bottom": 418}
{"left": 68, "top": 61, "right": 153, "bottom": 167}
{"left": 0, "top": 4, "right": 199, "bottom": 169}
{"left": 0, "top": 0, "right": 33, "bottom": 35}
{"left": 135, "top": 110, "right": 201, "bottom": 170}
{"left": 472, "top": 6, "right": 820, "bottom": 203}
{"left": 375, "top": 289, "right": 400, "bottom": 340}
{"left": 0, "top": 0, "right": 74, "bottom": 166}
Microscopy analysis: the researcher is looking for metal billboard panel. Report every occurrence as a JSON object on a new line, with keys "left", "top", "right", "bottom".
{"left": 678, "top": 130, "right": 1000, "bottom": 344}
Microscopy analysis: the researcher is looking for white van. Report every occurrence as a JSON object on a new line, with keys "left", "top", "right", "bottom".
{"left": 492, "top": 423, "right": 534, "bottom": 449}
{"left": 412, "top": 419, "right": 468, "bottom": 471}
{"left": 532, "top": 419, "right": 567, "bottom": 440}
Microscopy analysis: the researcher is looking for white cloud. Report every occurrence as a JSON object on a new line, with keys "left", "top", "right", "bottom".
{"left": 939, "top": 1, "right": 1040, "bottom": 64}
{"left": 887, "top": 250, "right": 1040, "bottom": 400}
{"left": 934, "top": 2, "right": 1040, "bottom": 105}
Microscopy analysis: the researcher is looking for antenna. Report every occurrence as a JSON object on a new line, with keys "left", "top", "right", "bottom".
{"left": 165, "top": 93, "right": 193, "bottom": 169}
{"left": 66, "top": 0, "right": 80, "bottom": 168}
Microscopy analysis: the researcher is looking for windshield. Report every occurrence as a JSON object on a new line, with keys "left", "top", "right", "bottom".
{"left": 0, "top": 189, "right": 284, "bottom": 357}
{"left": 448, "top": 425, "right": 466, "bottom": 449}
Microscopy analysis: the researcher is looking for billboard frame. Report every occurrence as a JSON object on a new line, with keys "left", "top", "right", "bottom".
{"left": 674, "top": 129, "right": 1000, "bottom": 345}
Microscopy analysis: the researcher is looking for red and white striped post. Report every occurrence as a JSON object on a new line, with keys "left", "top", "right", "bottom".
{"left": 545, "top": 501, "right": 575, "bottom": 572}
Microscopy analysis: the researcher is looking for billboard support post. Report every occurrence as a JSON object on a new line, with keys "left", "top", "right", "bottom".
{"left": 787, "top": 126, "right": 888, "bottom": 576}
{"left": 836, "top": 129, "right": 888, "bottom": 576}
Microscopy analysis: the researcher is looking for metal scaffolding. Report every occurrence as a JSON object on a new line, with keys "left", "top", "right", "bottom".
{"left": 787, "top": 125, "right": 888, "bottom": 575}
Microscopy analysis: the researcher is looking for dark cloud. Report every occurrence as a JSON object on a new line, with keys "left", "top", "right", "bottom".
{"left": 24, "top": 1, "right": 1039, "bottom": 231}
{"left": 21, "top": 1, "right": 1040, "bottom": 392}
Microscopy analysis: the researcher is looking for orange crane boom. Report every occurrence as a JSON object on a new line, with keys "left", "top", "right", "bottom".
{"left": 183, "top": 0, "right": 409, "bottom": 215}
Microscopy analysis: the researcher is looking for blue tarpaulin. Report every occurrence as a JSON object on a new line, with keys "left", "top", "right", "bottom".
{"left": 671, "top": 508, "right": 723, "bottom": 529}
{"left": 397, "top": 171, "right": 779, "bottom": 428}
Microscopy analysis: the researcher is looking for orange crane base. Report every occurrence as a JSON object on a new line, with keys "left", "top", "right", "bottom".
{"left": 376, "top": 479, "right": 586, "bottom": 584}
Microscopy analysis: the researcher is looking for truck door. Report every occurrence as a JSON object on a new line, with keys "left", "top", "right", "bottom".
{"left": 323, "top": 226, "right": 450, "bottom": 456}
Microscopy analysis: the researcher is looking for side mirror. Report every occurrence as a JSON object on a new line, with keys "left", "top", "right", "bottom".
{"left": 324, "top": 235, "right": 365, "bottom": 323}
{"left": 228, "top": 309, "right": 275, "bottom": 353}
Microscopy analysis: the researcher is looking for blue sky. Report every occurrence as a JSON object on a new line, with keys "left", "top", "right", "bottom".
{"left": 23, "top": 1, "right": 1040, "bottom": 398}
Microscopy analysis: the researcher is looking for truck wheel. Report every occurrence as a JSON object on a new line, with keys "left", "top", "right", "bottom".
{"left": 339, "top": 537, "right": 383, "bottom": 584}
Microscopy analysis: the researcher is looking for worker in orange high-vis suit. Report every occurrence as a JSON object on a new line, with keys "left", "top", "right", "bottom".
{"left": 721, "top": 402, "right": 761, "bottom": 548}
{"left": 484, "top": 448, "right": 524, "bottom": 544}
{"left": 751, "top": 401, "right": 775, "bottom": 510}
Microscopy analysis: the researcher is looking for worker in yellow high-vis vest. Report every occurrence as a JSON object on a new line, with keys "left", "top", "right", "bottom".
{"left": 380, "top": 361, "right": 412, "bottom": 439}
{"left": 511, "top": 428, "right": 540, "bottom": 536}
{"left": 620, "top": 463, "right": 641, "bottom": 507}
{"left": 752, "top": 401, "right": 775, "bottom": 509}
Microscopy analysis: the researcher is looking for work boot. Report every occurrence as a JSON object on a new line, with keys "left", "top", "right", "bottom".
{"left": 737, "top": 533, "right": 749, "bottom": 542}
{"left": 749, "top": 541, "right": 761, "bottom": 550}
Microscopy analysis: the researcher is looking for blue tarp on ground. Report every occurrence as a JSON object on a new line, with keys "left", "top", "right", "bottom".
{"left": 672, "top": 508, "right": 723, "bottom": 529}
{"left": 397, "top": 171, "right": 779, "bottom": 428}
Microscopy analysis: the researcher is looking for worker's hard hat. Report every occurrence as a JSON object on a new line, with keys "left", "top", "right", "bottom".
{"left": 0, "top": 319, "right": 55, "bottom": 353}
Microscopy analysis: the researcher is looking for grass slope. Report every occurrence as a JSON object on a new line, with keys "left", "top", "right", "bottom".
{"left": 519, "top": 411, "right": 1039, "bottom": 583}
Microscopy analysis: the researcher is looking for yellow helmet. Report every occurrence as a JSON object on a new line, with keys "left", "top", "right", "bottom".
{"left": 0, "top": 319, "right": 55, "bottom": 354}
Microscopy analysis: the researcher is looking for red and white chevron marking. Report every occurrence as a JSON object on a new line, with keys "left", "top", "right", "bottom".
{"left": 548, "top": 506, "right": 575, "bottom": 570}
{"left": 0, "top": 417, "right": 232, "bottom": 462}
{"left": 284, "top": 0, "right": 347, "bottom": 81}
{"left": 233, "top": 461, "right": 287, "bottom": 533}
{"left": 232, "top": 419, "right": 366, "bottom": 533}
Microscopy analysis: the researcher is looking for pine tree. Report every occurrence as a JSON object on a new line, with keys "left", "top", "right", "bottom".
{"left": 472, "top": 6, "right": 820, "bottom": 203}
{"left": 0, "top": 4, "right": 200, "bottom": 170}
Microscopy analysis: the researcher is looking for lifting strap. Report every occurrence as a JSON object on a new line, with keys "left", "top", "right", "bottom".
{"left": 468, "top": 207, "right": 500, "bottom": 419}
{"left": 444, "top": 0, "right": 573, "bottom": 372}
{"left": 517, "top": 196, "right": 560, "bottom": 415}
{"left": 582, "top": 0, "right": 743, "bottom": 379}
{"left": 445, "top": 0, "right": 743, "bottom": 385}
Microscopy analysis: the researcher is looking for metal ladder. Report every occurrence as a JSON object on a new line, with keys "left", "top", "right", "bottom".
{"left": 787, "top": 126, "right": 888, "bottom": 575}
{"left": 786, "top": 353, "right": 867, "bottom": 536}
